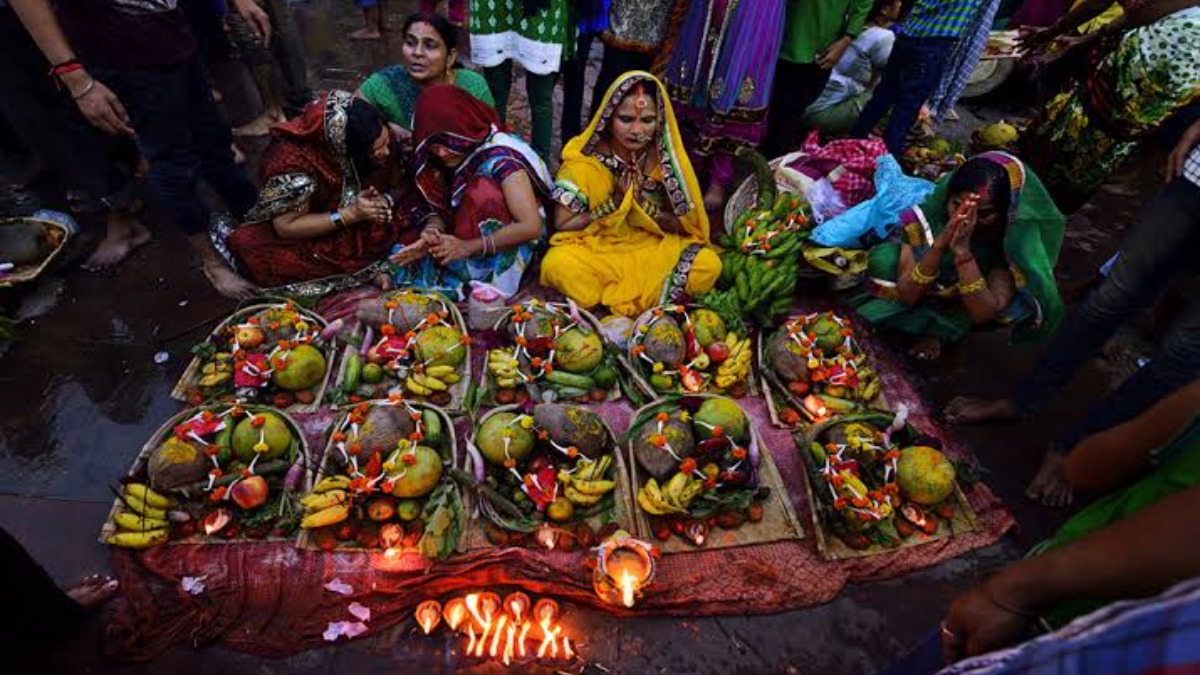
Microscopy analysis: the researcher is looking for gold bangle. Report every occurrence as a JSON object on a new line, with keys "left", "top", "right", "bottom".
{"left": 958, "top": 277, "right": 987, "bottom": 295}
{"left": 911, "top": 265, "right": 938, "bottom": 285}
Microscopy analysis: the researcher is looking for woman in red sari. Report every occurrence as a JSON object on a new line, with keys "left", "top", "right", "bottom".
{"left": 214, "top": 90, "right": 415, "bottom": 296}
{"left": 389, "top": 84, "right": 553, "bottom": 297}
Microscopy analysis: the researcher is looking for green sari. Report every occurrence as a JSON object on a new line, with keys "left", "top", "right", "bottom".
{"left": 358, "top": 66, "right": 494, "bottom": 131}
{"left": 851, "top": 152, "right": 1065, "bottom": 343}
{"left": 1035, "top": 416, "right": 1200, "bottom": 626}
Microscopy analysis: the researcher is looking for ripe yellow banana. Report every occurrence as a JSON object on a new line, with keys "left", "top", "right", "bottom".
{"left": 426, "top": 365, "right": 457, "bottom": 379}
{"left": 405, "top": 375, "right": 432, "bottom": 396}
{"left": 301, "top": 490, "right": 347, "bottom": 511}
{"left": 565, "top": 486, "right": 604, "bottom": 506}
{"left": 662, "top": 472, "right": 690, "bottom": 509}
{"left": 108, "top": 529, "right": 169, "bottom": 548}
{"left": 414, "top": 372, "right": 448, "bottom": 391}
{"left": 637, "top": 486, "right": 673, "bottom": 516}
{"left": 571, "top": 479, "right": 616, "bottom": 496}
{"left": 677, "top": 478, "right": 705, "bottom": 509}
{"left": 122, "top": 493, "right": 168, "bottom": 521}
{"left": 300, "top": 503, "right": 350, "bottom": 529}
{"left": 124, "top": 483, "right": 177, "bottom": 509}
{"left": 312, "top": 476, "right": 350, "bottom": 493}
{"left": 114, "top": 511, "right": 169, "bottom": 532}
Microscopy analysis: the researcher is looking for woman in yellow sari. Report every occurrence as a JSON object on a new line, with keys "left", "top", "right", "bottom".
{"left": 540, "top": 71, "right": 721, "bottom": 317}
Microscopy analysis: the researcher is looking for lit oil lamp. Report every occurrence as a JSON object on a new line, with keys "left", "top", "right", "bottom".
{"left": 593, "top": 530, "right": 657, "bottom": 608}
{"left": 504, "top": 592, "right": 531, "bottom": 624}
{"left": 442, "top": 597, "right": 467, "bottom": 631}
{"left": 803, "top": 394, "right": 829, "bottom": 422}
{"left": 415, "top": 600, "right": 441, "bottom": 635}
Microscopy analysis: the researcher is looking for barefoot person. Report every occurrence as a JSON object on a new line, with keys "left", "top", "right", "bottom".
{"left": 214, "top": 91, "right": 411, "bottom": 296}
{"left": 945, "top": 113, "right": 1200, "bottom": 506}
{"left": 850, "top": 152, "right": 1065, "bottom": 361}
{"left": 388, "top": 84, "right": 552, "bottom": 298}
{"left": 9, "top": 0, "right": 271, "bottom": 299}
{"left": 541, "top": 71, "right": 722, "bottom": 316}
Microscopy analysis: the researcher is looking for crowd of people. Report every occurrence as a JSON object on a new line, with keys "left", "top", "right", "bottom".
{"left": 1, "top": 0, "right": 1198, "bottom": 672}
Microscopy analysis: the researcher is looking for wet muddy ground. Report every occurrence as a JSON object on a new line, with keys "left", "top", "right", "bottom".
{"left": 0, "top": 1, "right": 1163, "bottom": 672}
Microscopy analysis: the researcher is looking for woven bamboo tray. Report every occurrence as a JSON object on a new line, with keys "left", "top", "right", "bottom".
{"left": 756, "top": 324, "right": 891, "bottom": 432}
{"left": 0, "top": 214, "right": 72, "bottom": 287}
{"left": 625, "top": 395, "right": 804, "bottom": 554}
{"left": 723, "top": 155, "right": 806, "bottom": 232}
{"left": 460, "top": 403, "right": 636, "bottom": 550}
{"left": 331, "top": 291, "right": 471, "bottom": 413}
{"left": 97, "top": 403, "right": 312, "bottom": 546}
{"left": 296, "top": 400, "right": 463, "bottom": 554}
{"left": 171, "top": 303, "right": 333, "bottom": 414}
{"left": 476, "top": 303, "right": 623, "bottom": 408}
{"left": 622, "top": 304, "right": 758, "bottom": 400}
{"left": 795, "top": 413, "right": 977, "bottom": 561}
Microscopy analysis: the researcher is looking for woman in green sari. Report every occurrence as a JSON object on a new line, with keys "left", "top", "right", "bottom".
{"left": 357, "top": 12, "right": 494, "bottom": 140}
{"left": 851, "top": 152, "right": 1066, "bottom": 360}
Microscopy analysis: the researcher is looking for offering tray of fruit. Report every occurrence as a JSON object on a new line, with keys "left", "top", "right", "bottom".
{"left": 99, "top": 403, "right": 311, "bottom": 548}
{"left": 759, "top": 311, "right": 890, "bottom": 429}
{"left": 333, "top": 290, "right": 471, "bottom": 412}
{"left": 796, "top": 412, "right": 977, "bottom": 560}
{"left": 297, "top": 398, "right": 463, "bottom": 558}
{"left": 624, "top": 304, "right": 757, "bottom": 399}
{"left": 172, "top": 302, "right": 334, "bottom": 413}
{"left": 460, "top": 403, "right": 635, "bottom": 551}
{"left": 480, "top": 298, "right": 623, "bottom": 407}
{"left": 626, "top": 395, "right": 803, "bottom": 553}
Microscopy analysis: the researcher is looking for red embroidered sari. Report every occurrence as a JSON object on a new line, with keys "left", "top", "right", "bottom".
{"left": 220, "top": 91, "right": 416, "bottom": 295}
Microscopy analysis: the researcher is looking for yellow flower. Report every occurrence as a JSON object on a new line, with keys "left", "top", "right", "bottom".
{"left": 253, "top": 441, "right": 269, "bottom": 454}
{"left": 652, "top": 362, "right": 664, "bottom": 374}
{"left": 519, "top": 415, "right": 534, "bottom": 430}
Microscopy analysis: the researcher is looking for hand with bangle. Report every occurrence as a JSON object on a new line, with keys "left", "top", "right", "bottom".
{"left": 51, "top": 60, "right": 133, "bottom": 137}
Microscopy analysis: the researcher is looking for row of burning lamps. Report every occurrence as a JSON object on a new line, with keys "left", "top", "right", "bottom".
{"left": 412, "top": 530, "right": 658, "bottom": 666}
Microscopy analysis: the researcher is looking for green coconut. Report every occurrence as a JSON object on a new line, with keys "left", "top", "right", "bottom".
{"left": 555, "top": 328, "right": 604, "bottom": 373}
{"left": 477, "top": 412, "right": 535, "bottom": 466}
{"left": 694, "top": 398, "right": 750, "bottom": 445}
{"left": 390, "top": 445, "right": 443, "bottom": 498}
{"left": 147, "top": 436, "right": 210, "bottom": 492}
{"left": 766, "top": 329, "right": 809, "bottom": 383}
{"left": 271, "top": 344, "right": 327, "bottom": 391}
{"left": 533, "top": 404, "right": 609, "bottom": 458}
{"left": 897, "top": 446, "right": 957, "bottom": 505}
{"left": 231, "top": 411, "right": 293, "bottom": 463}
{"left": 643, "top": 316, "right": 685, "bottom": 367}
{"left": 416, "top": 325, "right": 466, "bottom": 368}
{"left": 810, "top": 315, "right": 845, "bottom": 354}
{"left": 692, "top": 309, "right": 727, "bottom": 348}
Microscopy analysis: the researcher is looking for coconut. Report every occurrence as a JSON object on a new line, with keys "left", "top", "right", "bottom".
{"left": 897, "top": 446, "right": 957, "bottom": 505}
{"left": 356, "top": 292, "right": 437, "bottom": 332}
{"left": 694, "top": 398, "right": 750, "bottom": 445}
{"left": 767, "top": 329, "right": 809, "bottom": 383}
{"left": 642, "top": 316, "right": 685, "bottom": 367}
{"left": 416, "top": 325, "right": 466, "bottom": 368}
{"left": 390, "top": 445, "right": 444, "bottom": 498}
{"left": 147, "top": 436, "right": 210, "bottom": 492}
{"left": 231, "top": 411, "right": 293, "bottom": 463}
{"left": 555, "top": 328, "right": 603, "bottom": 373}
{"left": 353, "top": 405, "right": 416, "bottom": 461}
{"left": 977, "top": 120, "right": 1018, "bottom": 147}
{"left": 533, "top": 404, "right": 609, "bottom": 458}
{"left": 632, "top": 412, "right": 694, "bottom": 481}
{"left": 692, "top": 309, "right": 727, "bottom": 348}
{"left": 476, "top": 412, "right": 535, "bottom": 466}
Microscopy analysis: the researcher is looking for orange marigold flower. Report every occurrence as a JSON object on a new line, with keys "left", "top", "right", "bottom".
{"left": 515, "top": 336, "right": 527, "bottom": 346}
{"left": 349, "top": 443, "right": 362, "bottom": 454}
{"left": 631, "top": 345, "right": 646, "bottom": 356}
{"left": 731, "top": 447, "right": 747, "bottom": 460}
{"left": 504, "top": 458, "right": 516, "bottom": 469}
{"left": 381, "top": 481, "right": 394, "bottom": 493}
{"left": 679, "top": 458, "right": 697, "bottom": 475}
{"left": 383, "top": 300, "right": 398, "bottom": 310}
{"left": 247, "top": 316, "right": 260, "bottom": 325}
{"left": 656, "top": 412, "right": 669, "bottom": 423}
{"left": 269, "top": 321, "right": 280, "bottom": 330}
{"left": 425, "top": 313, "right": 440, "bottom": 325}
{"left": 537, "top": 430, "right": 550, "bottom": 441}
{"left": 241, "top": 469, "right": 252, "bottom": 478}
{"left": 408, "top": 431, "right": 424, "bottom": 442}
{"left": 530, "top": 357, "right": 543, "bottom": 368}
{"left": 649, "top": 434, "right": 668, "bottom": 448}
{"left": 332, "top": 432, "right": 346, "bottom": 442}
{"left": 543, "top": 364, "right": 553, "bottom": 374}
{"left": 711, "top": 425, "right": 725, "bottom": 437}
{"left": 201, "top": 411, "right": 215, "bottom": 422}
{"left": 251, "top": 415, "right": 266, "bottom": 428}
{"left": 204, "top": 445, "right": 220, "bottom": 457}
{"left": 704, "top": 477, "right": 718, "bottom": 490}
{"left": 653, "top": 308, "right": 664, "bottom": 317}
{"left": 833, "top": 496, "right": 848, "bottom": 510}
{"left": 409, "top": 411, "right": 421, "bottom": 421}
{"left": 460, "top": 335, "right": 473, "bottom": 345}
{"left": 831, "top": 474, "right": 844, "bottom": 488}
{"left": 382, "top": 324, "right": 398, "bottom": 336}
{"left": 852, "top": 497, "right": 868, "bottom": 508}
{"left": 401, "top": 453, "right": 418, "bottom": 466}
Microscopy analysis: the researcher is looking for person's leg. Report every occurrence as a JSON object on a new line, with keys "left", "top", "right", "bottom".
{"left": 876, "top": 37, "right": 953, "bottom": 155}
{"left": 483, "top": 61, "right": 515, "bottom": 123}
{"left": 764, "top": 61, "right": 833, "bottom": 158}
{"left": 0, "top": 527, "right": 91, "bottom": 646}
{"left": 228, "top": 10, "right": 288, "bottom": 137}
{"left": 264, "top": 0, "right": 312, "bottom": 112}
{"left": 185, "top": 57, "right": 259, "bottom": 220}
{"left": 561, "top": 31, "right": 594, "bottom": 143}
{"left": 526, "top": 70, "right": 557, "bottom": 161}
{"left": 350, "top": 0, "right": 382, "bottom": 40}
{"left": 850, "top": 36, "right": 911, "bottom": 140}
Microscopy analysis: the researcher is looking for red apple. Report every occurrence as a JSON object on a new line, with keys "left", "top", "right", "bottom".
{"left": 231, "top": 475, "right": 269, "bottom": 510}
{"left": 707, "top": 341, "right": 731, "bottom": 364}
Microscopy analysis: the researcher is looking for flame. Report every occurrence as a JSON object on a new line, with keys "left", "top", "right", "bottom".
{"left": 383, "top": 547, "right": 399, "bottom": 559}
{"left": 537, "top": 525, "right": 556, "bottom": 549}
{"left": 517, "top": 621, "right": 530, "bottom": 658}
{"left": 488, "top": 614, "right": 508, "bottom": 658}
{"left": 536, "top": 618, "right": 561, "bottom": 659}
{"left": 502, "top": 621, "right": 517, "bottom": 666}
{"left": 504, "top": 592, "right": 530, "bottom": 625}
{"left": 803, "top": 394, "right": 829, "bottom": 421}
{"left": 464, "top": 593, "right": 486, "bottom": 628}
{"left": 620, "top": 569, "right": 639, "bottom": 608}
{"left": 443, "top": 598, "right": 467, "bottom": 631}
{"left": 473, "top": 620, "right": 490, "bottom": 658}
{"left": 563, "top": 636, "right": 575, "bottom": 660}
{"left": 416, "top": 601, "right": 441, "bottom": 635}
{"left": 466, "top": 623, "right": 477, "bottom": 654}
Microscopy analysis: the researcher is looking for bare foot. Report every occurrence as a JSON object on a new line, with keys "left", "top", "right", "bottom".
{"left": 1026, "top": 450, "right": 1073, "bottom": 508}
{"left": 66, "top": 574, "right": 119, "bottom": 610}
{"left": 944, "top": 396, "right": 1019, "bottom": 425}
{"left": 348, "top": 27, "right": 382, "bottom": 40}
{"left": 83, "top": 215, "right": 151, "bottom": 270}
{"left": 202, "top": 262, "right": 259, "bottom": 300}
{"left": 909, "top": 335, "right": 942, "bottom": 361}
{"left": 232, "top": 143, "right": 247, "bottom": 166}
{"left": 233, "top": 111, "right": 285, "bottom": 137}
{"left": 211, "top": 89, "right": 224, "bottom": 103}
{"left": 703, "top": 182, "right": 727, "bottom": 214}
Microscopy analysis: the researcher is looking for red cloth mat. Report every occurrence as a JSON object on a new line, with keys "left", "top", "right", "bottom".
{"left": 105, "top": 300, "right": 1014, "bottom": 660}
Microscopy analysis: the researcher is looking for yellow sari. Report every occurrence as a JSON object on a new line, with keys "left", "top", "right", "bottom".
{"left": 540, "top": 71, "right": 721, "bottom": 317}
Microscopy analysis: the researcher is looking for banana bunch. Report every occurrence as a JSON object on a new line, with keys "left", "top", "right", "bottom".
{"left": 198, "top": 357, "right": 234, "bottom": 389}
{"left": 487, "top": 349, "right": 522, "bottom": 389}
{"left": 300, "top": 489, "right": 350, "bottom": 529}
{"left": 559, "top": 455, "right": 616, "bottom": 506}
{"left": 855, "top": 366, "right": 882, "bottom": 403}
{"left": 311, "top": 475, "right": 350, "bottom": 493}
{"left": 404, "top": 364, "right": 460, "bottom": 396}
{"left": 715, "top": 332, "right": 751, "bottom": 389}
{"left": 636, "top": 471, "right": 705, "bottom": 516}
{"left": 107, "top": 483, "right": 178, "bottom": 548}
